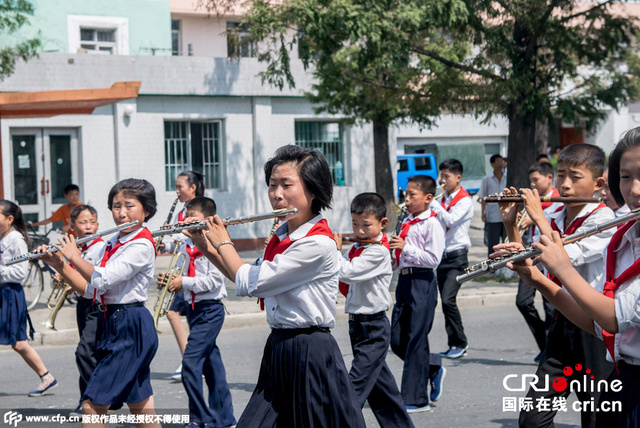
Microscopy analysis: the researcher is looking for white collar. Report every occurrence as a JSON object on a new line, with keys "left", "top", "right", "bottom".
{"left": 276, "top": 214, "right": 325, "bottom": 242}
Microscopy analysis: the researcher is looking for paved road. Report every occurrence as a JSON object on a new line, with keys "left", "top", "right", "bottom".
{"left": 0, "top": 304, "right": 583, "bottom": 427}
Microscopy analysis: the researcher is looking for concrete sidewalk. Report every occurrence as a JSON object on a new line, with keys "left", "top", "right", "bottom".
{"left": 27, "top": 204, "right": 522, "bottom": 347}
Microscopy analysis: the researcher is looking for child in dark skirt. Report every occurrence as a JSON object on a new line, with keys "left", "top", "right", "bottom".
{"left": 187, "top": 145, "right": 366, "bottom": 427}
{"left": 37, "top": 179, "right": 160, "bottom": 427}
{"left": 0, "top": 200, "right": 58, "bottom": 397}
{"left": 158, "top": 197, "right": 236, "bottom": 427}
{"left": 334, "top": 192, "right": 414, "bottom": 428}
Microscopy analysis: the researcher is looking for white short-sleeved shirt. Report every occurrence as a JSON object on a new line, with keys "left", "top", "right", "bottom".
{"left": 84, "top": 227, "right": 155, "bottom": 305}
{"left": 429, "top": 188, "right": 473, "bottom": 251}
{"left": 0, "top": 230, "right": 28, "bottom": 284}
{"left": 235, "top": 215, "right": 339, "bottom": 329}
{"left": 395, "top": 209, "right": 445, "bottom": 270}
{"left": 338, "top": 233, "right": 393, "bottom": 315}
{"left": 593, "top": 222, "right": 640, "bottom": 365}
{"left": 545, "top": 204, "right": 615, "bottom": 289}
{"left": 478, "top": 173, "right": 507, "bottom": 223}
{"left": 180, "top": 238, "right": 227, "bottom": 303}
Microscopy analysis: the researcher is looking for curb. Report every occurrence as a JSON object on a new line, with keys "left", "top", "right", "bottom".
{"left": 32, "top": 288, "right": 518, "bottom": 347}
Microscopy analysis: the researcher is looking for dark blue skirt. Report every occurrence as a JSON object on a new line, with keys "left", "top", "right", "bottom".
{"left": 237, "top": 327, "right": 366, "bottom": 428}
{"left": 169, "top": 290, "right": 188, "bottom": 315}
{"left": 597, "top": 362, "right": 640, "bottom": 428}
{"left": 0, "top": 283, "right": 30, "bottom": 345}
{"left": 83, "top": 305, "right": 158, "bottom": 405}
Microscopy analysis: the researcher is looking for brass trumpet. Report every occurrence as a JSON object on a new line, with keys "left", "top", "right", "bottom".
{"left": 40, "top": 278, "right": 69, "bottom": 331}
{"left": 153, "top": 243, "right": 188, "bottom": 331}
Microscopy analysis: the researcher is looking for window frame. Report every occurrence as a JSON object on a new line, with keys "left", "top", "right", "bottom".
{"left": 226, "top": 21, "right": 256, "bottom": 58}
{"left": 294, "top": 120, "right": 347, "bottom": 186}
{"left": 68, "top": 15, "right": 129, "bottom": 55}
{"left": 164, "top": 120, "right": 224, "bottom": 191}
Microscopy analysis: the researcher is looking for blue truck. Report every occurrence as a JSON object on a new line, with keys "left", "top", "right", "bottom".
{"left": 397, "top": 153, "right": 479, "bottom": 196}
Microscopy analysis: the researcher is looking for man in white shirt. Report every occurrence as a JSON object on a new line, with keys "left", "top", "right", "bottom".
{"left": 477, "top": 154, "right": 507, "bottom": 257}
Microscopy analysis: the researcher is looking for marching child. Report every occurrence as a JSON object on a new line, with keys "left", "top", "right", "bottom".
{"left": 333, "top": 193, "right": 414, "bottom": 428}
{"left": 429, "top": 159, "right": 473, "bottom": 360}
{"left": 165, "top": 170, "right": 206, "bottom": 381}
{"left": 37, "top": 178, "right": 160, "bottom": 427}
{"left": 507, "top": 126, "right": 640, "bottom": 427}
{"left": 188, "top": 145, "right": 365, "bottom": 427}
{"left": 514, "top": 162, "right": 560, "bottom": 361}
{"left": 498, "top": 144, "right": 615, "bottom": 428}
{"left": 66, "top": 204, "right": 107, "bottom": 416}
{"left": 157, "top": 196, "right": 235, "bottom": 428}
{"left": 602, "top": 168, "right": 631, "bottom": 217}
{"left": 0, "top": 200, "right": 58, "bottom": 397}
{"left": 389, "top": 175, "right": 445, "bottom": 413}
{"left": 30, "top": 184, "right": 82, "bottom": 236}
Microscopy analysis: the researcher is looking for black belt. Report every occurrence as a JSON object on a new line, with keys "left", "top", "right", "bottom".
{"left": 192, "top": 299, "right": 222, "bottom": 307}
{"left": 0, "top": 282, "right": 20, "bottom": 289}
{"left": 618, "top": 361, "right": 640, "bottom": 374}
{"left": 399, "top": 267, "right": 433, "bottom": 276}
{"left": 348, "top": 311, "right": 386, "bottom": 322}
{"left": 443, "top": 249, "right": 468, "bottom": 259}
{"left": 103, "top": 302, "right": 145, "bottom": 311}
{"left": 272, "top": 326, "right": 330, "bottom": 335}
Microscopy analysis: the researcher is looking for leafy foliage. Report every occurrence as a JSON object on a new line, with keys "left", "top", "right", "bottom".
{"left": 0, "top": 0, "right": 40, "bottom": 81}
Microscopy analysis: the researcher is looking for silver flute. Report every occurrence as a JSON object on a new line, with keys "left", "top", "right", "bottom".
{"left": 456, "top": 207, "right": 640, "bottom": 283}
{"left": 7, "top": 221, "right": 140, "bottom": 266}
{"left": 150, "top": 208, "right": 298, "bottom": 238}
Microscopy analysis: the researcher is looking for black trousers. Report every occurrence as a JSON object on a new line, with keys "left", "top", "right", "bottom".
{"left": 75, "top": 297, "right": 99, "bottom": 407}
{"left": 484, "top": 222, "right": 506, "bottom": 258}
{"left": 437, "top": 252, "right": 468, "bottom": 348}
{"left": 519, "top": 313, "right": 614, "bottom": 428}
{"left": 596, "top": 361, "right": 640, "bottom": 428}
{"left": 515, "top": 278, "right": 556, "bottom": 351}
{"left": 391, "top": 270, "right": 442, "bottom": 407}
{"left": 348, "top": 314, "right": 414, "bottom": 428}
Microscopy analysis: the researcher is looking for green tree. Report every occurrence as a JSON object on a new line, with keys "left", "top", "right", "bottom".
{"left": 0, "top": 0, "right": 40, "bottom": 81}
{"left": 206, "top": 0, "right": 640, "bottom": 197}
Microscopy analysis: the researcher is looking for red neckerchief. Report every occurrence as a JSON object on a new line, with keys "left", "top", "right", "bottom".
{"left": 259, "top": 218, "right": 334, "bottom": 310}
{"left": 547, "top": 203, "right": 606, "bottom": 286}
{"left": 185, "top": 242, "right": 203, "bottom": 310}
{"left": 94, "top": 228, "right": 155, "bottom": 318}
{"left": 441, "top": 188, "right": 470, "bottom": 232}
{"left": 531, "top": 188, "right": 561, "bottom": 237}
{"left": 395, "top": 211, "right": 437, "bottom": 264}
{"left": 339, "top": 233, "right": 391, "bottom": 297}
{"left": 178, "top": 209, "right": 186, "bottom": 222}
{"left": 603, "top": 220, "right": 640, "bottom": 374}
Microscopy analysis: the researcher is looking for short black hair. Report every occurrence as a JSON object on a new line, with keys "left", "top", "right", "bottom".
{"left": 264, "top": 145, "right": 332, "bottom": 214}
{"left": 64, "top": 184, "right": 80, "bottom": 194}
{"left": 178, "top": 170, "right": 205, "bottom": 197}
{"left": 408, "top": 175, "right": 437, "bottom": 196}
{"left": 185, "top": 196, "right": 217, "bottom": 217}
{"left": 609, "top": 127, "right": 640, "bottom": 206}
{"left": 70, "top": 204, "right": 98, "bottom": 224}
{"left": 350, "top": 193, "right": 387, "bottom": 221}
{"left": 528, "top": 162, "right": 554, "bottom": 177}
{"left": 536, "top": 154, "right": 549, "bottom": 162}
{"left": 439, "top": 158, "right": 463, "bottom": 175}
{"left": 490, "top": 154, "right": 504, "bottom": 164}
{"left": 557, "top": 143, "right": 606, "bottom": 179}
{"left": 107, "top": 178, "right": 157, "bottom": 222}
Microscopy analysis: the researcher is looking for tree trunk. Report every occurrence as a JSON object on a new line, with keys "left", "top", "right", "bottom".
{"left": 372, "top": 119, "right": 398, "bottom": 231}
{"left": 507, "top": 108, "right": 538, "bottom": 190}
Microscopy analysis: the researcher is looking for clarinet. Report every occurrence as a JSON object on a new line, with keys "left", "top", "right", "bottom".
{"left": 390, "top": 205, "right": 408, "bottom": 256}
{"left": 155, "top": 198, "right": 180, "bottom": 251}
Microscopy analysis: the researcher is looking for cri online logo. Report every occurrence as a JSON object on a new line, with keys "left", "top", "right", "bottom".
{"left": 503, "top": 364, "right": 623, "bottom": 393}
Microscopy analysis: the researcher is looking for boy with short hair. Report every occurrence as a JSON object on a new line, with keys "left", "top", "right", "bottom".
{"left": 334, "top": 192, "right": 414, "bottom": 428}
{"left": 513, "top": 162, "right": 559, "bottom": 360}
{"left": 158, "top": 196, "right": 236, "bottom": 428}
{"left": 478, "top": 154, "right": 507, "bottom": 257}
{"left": 429, "top": 159, "right": 473, "bottom": 359}
{"left": 30, "top": 184, "right": 82, "bottom": 236}
{"left": 501, "top": 144, "right": 615, "bottom": 428}
{"left": 66, "top": 204, "right": 106, "bottom": 417}
{"left": 389, "top": 175, "right": 445, "bottom": 414}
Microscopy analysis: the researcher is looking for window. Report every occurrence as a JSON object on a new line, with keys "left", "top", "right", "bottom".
{"left": 80, "top": 28, "right": 116, "bottom": 54}
{"left": 414, "top": 156, "right": 432, "bottom": 171}
{"left": 171, "top": 20, "right": 181, "bottom": 56}
{"left": 164, "top": 121, "right": 223, "bottom": 191}
{"left": 295, "top": 121, "right": 346, "bottom": 186}
{"left": 68, "top": 15, "right": 129, "bottom": 55}
{"left": 397, "top": 159, "right": 409, "bottom": 172}
{"left": 227, "top": 22, "right": 256, "bottom": 58}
